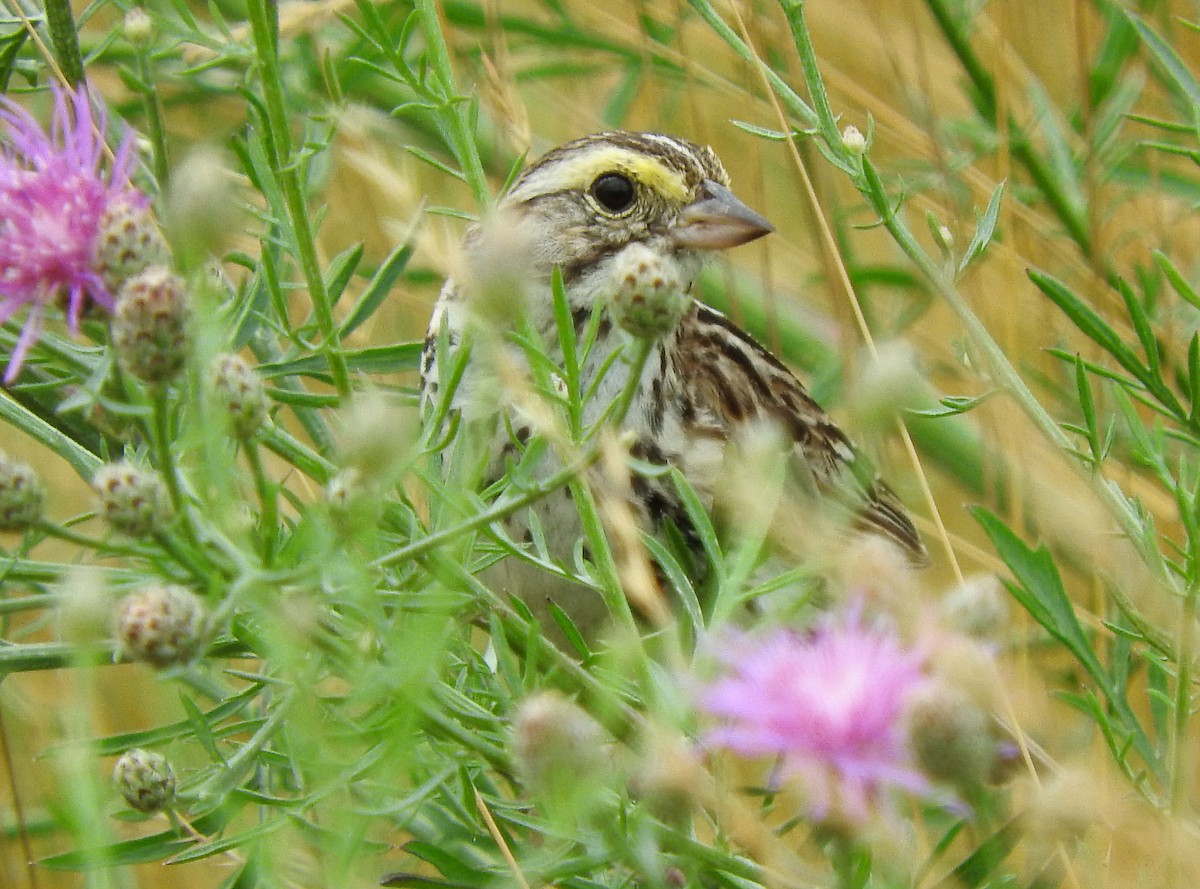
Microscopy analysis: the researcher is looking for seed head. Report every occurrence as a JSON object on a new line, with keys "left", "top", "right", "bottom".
{"left": 0, "top": 452, "right": 43, "bottom": 531}
{"left": 111, "top": 266, "right": 191, "bottom": 384}
{"left": 92, "top": 461, "right": 170, "bottom": 538}
{"left": 113, "top": 748, "right": 175, "bottom": 812}
{"left": 114, "top": 584, "right": 206, "bottom": 668}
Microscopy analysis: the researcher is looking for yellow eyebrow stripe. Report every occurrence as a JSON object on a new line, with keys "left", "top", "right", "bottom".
{"left": 566, "top": 147, "right": 690, "bottom": 202}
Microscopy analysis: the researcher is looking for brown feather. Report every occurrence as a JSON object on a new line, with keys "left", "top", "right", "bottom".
{"left": 670, "top": 303, "right": 929, "bottom": 566}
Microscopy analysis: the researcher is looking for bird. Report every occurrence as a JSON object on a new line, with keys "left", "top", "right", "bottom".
{"left": 420, "top": 131, "right": 928, "bottom": 639}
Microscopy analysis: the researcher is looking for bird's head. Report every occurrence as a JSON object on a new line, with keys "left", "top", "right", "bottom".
{"left": 491, "top": 132, "right": 774, "bottom": 288}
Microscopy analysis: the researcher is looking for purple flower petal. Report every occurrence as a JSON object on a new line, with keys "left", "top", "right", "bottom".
{"left": 0, "top": 82, "right": 144, "bottom": 382}
{"left": 698, "top": 611, "right": 931, "bottom": 821}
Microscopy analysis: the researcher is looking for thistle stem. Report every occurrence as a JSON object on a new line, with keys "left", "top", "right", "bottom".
{"left": 151, "top": 529, "right": 215, "bottom": 584}
{"left": 373, "top": 447, "right": 601, "bottom": 570}
{"left": 258, "top": 424, "right": 334, "bottom": 484}
{"left": 243, "top": 439, "right": 278, "bottom": 567}
{"left": 133, "top": 48, "right": 170, "bottom": 188}
{"left": 244, "top": 0, "right": 350, "bottom": 399}
{"left": 1170, "top": 580, "right": 1199, "bottom": 813}
{"left": 41, "top": 0, "right": 84, "bottom": 86}
{"left": 35, "top": 521, "right": 137, "bottom": 555}
{"left": 414, "top": 0, "right": 490, "bottom": 208}
{"left": 593, "top": 337, "right": 654, "bottom": 433}
{"left": 151, "top": 386, "right": 186, "bottom": 517}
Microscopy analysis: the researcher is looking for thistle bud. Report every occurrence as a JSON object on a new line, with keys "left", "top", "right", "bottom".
{"left": 114, "top": 585, "right": 206, "bottom": 668}
{"left": 629, "top": 728, "right": 704, "bottom": 822}
{"left": 163, "top": 148, "right": 243, "bottom": 267}
{"left": 113, "top": 748, "right": 175, "bottom": 813}
{"left": 335, "top": 392, "right": 414, "bottom": 482}
{"left": 905, "top": 681, "right": 996, "bottom": 789}
{"left": 608, "top": 242, "right": 689, "bottom": 339}
{"left": 940, "top": 574, "right": 1008, "bottom": 641}
{"left": 849, "top": 339, "right": 927, "bottom": 435}
{"left": 841, "top": 125, "right": 867, "bottom": 155}
{"left": 95, "top": 193, "right": 171, "bottom": 294}
{"left": 112, "top": 267, "right": 191, "bottom": 384}
{"left": 325, "top": 468, "right": 361, "bottom": 510}
{"left": 462, "top": 211, "right": 535, "bottom": 329}
{"left": 92, "top": 461, "right": 170, "bottom": 538}
{"left": 0, "top": 452, "right": 43, "bottom": 531}
{"left": 123, "top": 8, "right": 153, "bottom": 45}
{"left": 210, "top": 353, "right": 268, "bottom": 439}
{"left": 512, "top": 691, "right": 607, "bottom": 810}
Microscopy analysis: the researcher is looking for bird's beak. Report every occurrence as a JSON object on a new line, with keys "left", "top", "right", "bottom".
{"left": 670, "top": 180, "right": 774, "bottom": 250}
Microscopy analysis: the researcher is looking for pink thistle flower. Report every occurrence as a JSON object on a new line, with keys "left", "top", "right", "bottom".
{"left": 700, "top": 612, "right": 930, "bottom": 822}
{"left": 0, "top": 83, "right": 142, "bottom": 383}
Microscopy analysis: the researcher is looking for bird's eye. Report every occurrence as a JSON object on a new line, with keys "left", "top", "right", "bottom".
{"left": 590, "top": 172, "right": 636, "bottom": 213}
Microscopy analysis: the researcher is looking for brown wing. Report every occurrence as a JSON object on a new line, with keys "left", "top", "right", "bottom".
{"left": 671, "top": 303, "right": 929, "bottom": 566}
